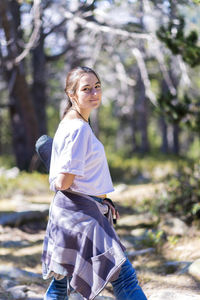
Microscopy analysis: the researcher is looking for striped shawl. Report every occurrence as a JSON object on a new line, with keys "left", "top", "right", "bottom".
{"left": 42, "top": 190, "right": 126, "bottom": 300}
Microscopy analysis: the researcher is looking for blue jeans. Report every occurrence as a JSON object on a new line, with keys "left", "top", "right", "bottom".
{"left": 44, "top": 258, "right": 147, "bottom": 300}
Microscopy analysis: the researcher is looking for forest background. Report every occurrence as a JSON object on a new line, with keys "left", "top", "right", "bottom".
{"left": 0, "top": 0, "right": 200, "bottom": 221}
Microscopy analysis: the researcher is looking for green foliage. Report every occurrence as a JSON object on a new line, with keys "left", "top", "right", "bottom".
{"left": 142, "top": 229, "right": 165, "bottom": 250}
{"left": 157, "top": 16, "right": 200, "bottom": 67}
{"left": 46, "top": 105, "right": 60, "bottom": 138}
{"left": 157, "top": 92, "right": 200, "bottom": 132}
{"left": 0, "top": 172, "right": 49, "bottom": 199}
{"left": 187, "top": 137, "right": 200, "bottom": 160}
{"left": 0, "top": 108, "right": 12, "bottom": 155}
{"left": 0, "top": 155, "right": 15, "bottom": 169}
{"left": 157, "top": 92, "right": 188, "bottom": 123}
{"left": 157, "top": 162, "right": 200, "bottom": 221}
{"left": 107, "top": 151, "right": 182, "bottom": 183}
{"left": 167, "top": 235, "right": 179, "bottom": 246}
{"left": 99, "top": 102, "right": 119, "bottom": 152}
{"left": 191, "top": 0, "right": 200, "bottom": 4}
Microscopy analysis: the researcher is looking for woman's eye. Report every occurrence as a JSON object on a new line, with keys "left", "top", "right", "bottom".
{"left": 83, "top": 88, "right": 89, "bottom": 91}
{"left": 95, "top": 85, "right": 101, "bottom": 89}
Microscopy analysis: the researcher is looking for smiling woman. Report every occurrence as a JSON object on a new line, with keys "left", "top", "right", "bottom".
{"left": 69, "top": 72, "right": 102, "bottom": 120}
{"left": 42, "top": 66, "right": 148, "bottom": 300}
{"left": 63, "top": 66, "right": 102, "bottom": 121}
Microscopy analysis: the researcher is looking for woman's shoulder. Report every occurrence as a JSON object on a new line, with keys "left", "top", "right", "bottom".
{"left": 60, "top": 118, "right": 89, "bottom": 129}
{"left": 58, "top": 118, "right": 91, "bottom": 137}
{"left": 53, "top": 119, "right": 91, "bottom": 148}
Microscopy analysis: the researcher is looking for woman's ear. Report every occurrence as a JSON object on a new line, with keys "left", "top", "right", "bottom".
{"left": 71, "top": 94, "right": 78, "bottom": 104}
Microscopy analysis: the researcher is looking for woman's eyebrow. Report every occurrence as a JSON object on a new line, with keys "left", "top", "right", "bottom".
{"left": 82, "top": 81, "right": 100, "bottom": 87}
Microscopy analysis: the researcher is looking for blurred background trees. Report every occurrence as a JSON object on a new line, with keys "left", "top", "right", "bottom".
{"left": 0, "top": 0, "right": 199, "bottom": 170}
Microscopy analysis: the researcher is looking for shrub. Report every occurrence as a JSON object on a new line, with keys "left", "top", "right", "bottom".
{"left": 158, "top": 162, "right": 200, "bottom": 222}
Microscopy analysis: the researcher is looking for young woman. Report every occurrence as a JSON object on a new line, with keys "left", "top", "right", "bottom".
{"left": 42, "top": 66, "right": 147, "bottom": 300}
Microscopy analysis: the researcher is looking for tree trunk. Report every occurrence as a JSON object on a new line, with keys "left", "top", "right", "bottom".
{"left": 160, "top": 80, "right": 169, "bottom": 153}
{"left": 160, "top": 116, "right": 169, "bottom": 153}
{"left": 134, "top": 0, "right": 149, "bottom": 153}
{"left": 135, "top": 69, "right": 149, "bottom": 153}
{"left": 0, "top": 111, "right": 2, "bottom": 155}
{"left": 32, "top": 29, "right": 47, "bottom": 136}
{"left": 11, "top": 68, "right": 39, "bottom": 168}
{"left": 172, "top": 123, "right": 180, "bottom": 155}
{"left": 169, "top": 0, "right": 180, "bottom": 155}
{"left": 0, "top": 0, "right": 39, "bottom": 169}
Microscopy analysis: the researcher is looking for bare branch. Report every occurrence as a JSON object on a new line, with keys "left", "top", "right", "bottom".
{"left": 132, "top": 48, "right": 157, "bottom": 106}
{"left": 105, "top": 46, "right": 136, "bottom": 87}
{"left": 149, "top": 36, "right": 177, "bottom": 96}
{"left": 87, "top": 33, "right": 103, "bottom": 68}
{"left": 177, "top": 55, "right": 191, "bottom": 88}
{"left": 14, "top": 0, "right": 42, "bottom": 64}
{"left": 142, "top": 0, "right": 177, "bottom": 95}
{"left": 45, "top": 46, "right": 70, "bottom": 62}
{"left": 60, "top": 10, "right": 151, "bottom": 40}
{"left": 113, "top": 54, "right": 128, "bottom": 92}
{"left": 42, "top": 0, "right": 52, "bottom": 10}
{"left": 43, "top": 18, "right": 67, "bottom": 38}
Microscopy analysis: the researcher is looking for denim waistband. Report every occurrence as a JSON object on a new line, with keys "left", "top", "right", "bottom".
{"left": 89, "top": 195, "right": 104, "bottom": 204}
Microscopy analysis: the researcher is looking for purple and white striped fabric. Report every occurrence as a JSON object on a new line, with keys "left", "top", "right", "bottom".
{"left": 42, "top": 190, "right": 126, "bottom": 300}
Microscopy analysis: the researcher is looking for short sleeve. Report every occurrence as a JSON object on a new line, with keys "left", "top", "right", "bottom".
{"left": 57, "top": 124, "right": 90, "bottom": 176}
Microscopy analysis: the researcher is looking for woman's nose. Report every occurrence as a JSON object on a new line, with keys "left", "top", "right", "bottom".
{"left": 91, "top": 88, "right": 97, "bottom": 95}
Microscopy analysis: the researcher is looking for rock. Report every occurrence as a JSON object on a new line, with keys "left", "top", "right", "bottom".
{"left": 130, "top": 228, "right": 151, "bottom": 243}
{"left": 0, "top": 209, "right": 49, "bottom": 227}
{"left": 159, "top": 216, "right": 189, "bottom": 236}
{"left": 69, "top": 292, "right": 84, "bottom": 300}
{"left": 0, "top": 167, "right": 20, "bottom": 179}
{"left": 15, "top": 203, "right": 50, "bottom": 213}
{"left": 7, "top": 285, "right": 28, "bottom": 299}
{"left": 152, "top": 166, "right": 172, "bottom": 180}
{"left": 134, "top": 172, "right": 150, "bottom": 184}
{"left": 127, "top": 248, "right": 155, "bottom": 258}
{"left": 188, "top": 259, "right": 200, "bottom": 281}
{"left": 131, "top": 228, "right": 147, "bottom": 237}
{"left": 120, "top": 236, "right": 136, "bottom": 249}
{"left": 1, "top": 278, "right": 18, "bottom": 289}
{"left": 149, "top": 289, "right": 200, "bottom": 300}
{"left": 0, "top": 266, "right": 41, "bottom": 280}
{"left": 113, "top": 183, "right": 128, "bottom": 193}
{"left": 11, "top": 193, "right": 25, "bottom": 202}
{"left": 117, "top": 213, "right": 158, "bottom": 228}
{"left": 1, "top": 240, "right": 30, "bottom": 248}
{"left": 26, "top": 290, "right": 43, "bottom": 299}
{"left": 164, "top": 261, "right": 191, "bottom": 274}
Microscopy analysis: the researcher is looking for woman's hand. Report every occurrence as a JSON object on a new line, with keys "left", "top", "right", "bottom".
{"left": 102, "top": 198, "right": 120, "bottom": 221}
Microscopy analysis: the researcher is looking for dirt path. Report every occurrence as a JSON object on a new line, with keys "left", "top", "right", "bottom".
{"left": 0, "top": 184, "right": 200, "bottom": 299}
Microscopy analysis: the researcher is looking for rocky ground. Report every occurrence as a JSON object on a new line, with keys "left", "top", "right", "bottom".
{"left": 0, "top": 183, "right": 200, "bottom": 300}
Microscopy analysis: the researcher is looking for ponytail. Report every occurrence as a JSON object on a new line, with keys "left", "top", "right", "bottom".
{"left": 62, "top": 100, "right": 72, "bottom": 119}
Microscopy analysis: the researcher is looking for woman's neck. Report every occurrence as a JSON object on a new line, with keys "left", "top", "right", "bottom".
{"left": 71, "top": 106, "right": 91, "bottom": 122}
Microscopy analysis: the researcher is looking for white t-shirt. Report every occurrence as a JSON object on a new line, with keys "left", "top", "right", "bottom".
{"left": 49, "top": 119, "right": 114, "bottom": 196}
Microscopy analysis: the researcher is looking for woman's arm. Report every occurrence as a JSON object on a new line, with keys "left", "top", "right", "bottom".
{"left": 55, "top": 173, "right": 75, "bottom": 190}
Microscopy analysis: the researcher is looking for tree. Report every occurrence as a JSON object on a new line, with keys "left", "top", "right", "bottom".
{"left": 0, "top": 0, "right": 39, "bottom": 169}
{"left": 156, "top": 10, "right": 200, "bottom": 153}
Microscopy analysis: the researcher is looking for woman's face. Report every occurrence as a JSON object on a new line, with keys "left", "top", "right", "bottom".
{"left": 73, "top": 73, "right": 102, "bottom": 111}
